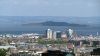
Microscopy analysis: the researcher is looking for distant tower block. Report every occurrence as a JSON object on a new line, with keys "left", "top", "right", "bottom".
{"left": 53, "top": 31, "right": 61, "bottom": 40}
{"left": 53, "top": 31, "right": 57, "bottom": 40}
{"left": 47, "top": 29, "right": 53, "bottom": 39}
{"left": 69, "top": 29, "right": 74, "bottom": 37}
{"left": 67, "top": 29, "right": 74, "bottom": 40}
{"left": 90, "top": 41, "right": 93, "bottom": 46}
{"left": 80, "top": 41, "right": 83, "bottom": 47}
{"left": 97, "top": 32, "right": 99, "bottom": 36}
{"left": 56, "top": 31, "right": 61, "bottom": 38}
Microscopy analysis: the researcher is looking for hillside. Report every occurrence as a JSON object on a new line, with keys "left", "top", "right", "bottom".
{"left": 22, "top": 21, "right": 87, "bottom": 27}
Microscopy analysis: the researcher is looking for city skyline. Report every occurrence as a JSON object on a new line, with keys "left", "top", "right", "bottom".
{"left": 0, "top": 0, "right": 100, "bottom": 56}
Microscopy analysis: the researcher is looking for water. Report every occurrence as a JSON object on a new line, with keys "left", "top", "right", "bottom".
{"left": 0, "top": 25, "right": 99, "bottom": 36}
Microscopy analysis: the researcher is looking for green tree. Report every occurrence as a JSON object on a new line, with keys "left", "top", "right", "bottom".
{"left": 0, "top": 49, "right": 7, "bottom": 56}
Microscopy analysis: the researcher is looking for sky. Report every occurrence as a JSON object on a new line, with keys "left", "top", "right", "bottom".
{"left": 0, "top": 0, "right": 100, "bottom": 17}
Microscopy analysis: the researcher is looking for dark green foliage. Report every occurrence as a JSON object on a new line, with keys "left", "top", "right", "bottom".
{"left": 0, "top": 49, "right": 7, "bottom": 56}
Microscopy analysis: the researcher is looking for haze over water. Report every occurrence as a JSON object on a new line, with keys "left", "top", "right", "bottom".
{"left": 0, "top": 26, "right": 99, "bottom": 36}
{"left": 0, "top": 16, "right": 99, "bottom": 36}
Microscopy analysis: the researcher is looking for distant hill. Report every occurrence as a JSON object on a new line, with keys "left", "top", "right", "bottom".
{"left": 22, "top": 21, "right": 87, "bottom": 27}
{"left": 0, "top": 16, "right": 100, "bottom": 27}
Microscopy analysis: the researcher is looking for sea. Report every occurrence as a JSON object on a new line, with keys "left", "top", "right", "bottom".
{"left": 0, "top": 25, "right": 99, "bottom": 36}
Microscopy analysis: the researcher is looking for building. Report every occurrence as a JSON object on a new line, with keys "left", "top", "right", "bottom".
{"left": 61, "top": 32, "right": 68, "bottom": 41}
{"left": 61, "top": 32, "right": 67, "bottom": 38}
{"left": 53, "top": 31, "right": 62, "bottom": 40}
{"left": 53, "top": 31, "right": 57, "bottom": 40}
{"left": 68, "top": 29, "right": 74, "bottom": 38}
{"left": 0, "top": 46, "right": 16, "bottom": 49}
{"left": 56, "top": 31, "right": 61, "bottom": 38}
{"left": 64, "top": 28, "right": 74, "bottom": 39}
{"left": 47, "top": 29, "right": 53, "bottom": 39}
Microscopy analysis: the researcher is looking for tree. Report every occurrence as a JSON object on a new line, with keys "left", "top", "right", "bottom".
{"left": 0, "top": 49, "right": 7, "bottom": 56}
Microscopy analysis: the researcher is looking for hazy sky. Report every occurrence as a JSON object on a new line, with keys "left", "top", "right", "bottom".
{"left": 0, "top": 0, "right": 100, "bottom": 17}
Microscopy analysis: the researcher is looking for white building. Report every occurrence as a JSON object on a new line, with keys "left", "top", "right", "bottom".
{"left": 53, "top": 31, "right": 57, "bottom": 40}
{"left": 68, "top": 29, "right": 74, "bottom": 38}
{"left": 0, "top": 46, "right": 16, "bottom": 49}
{"left": 47, "top": 29, "right": 53, "bottom": 39}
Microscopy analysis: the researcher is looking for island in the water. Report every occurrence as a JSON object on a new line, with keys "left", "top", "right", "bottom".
{"left": 22, "top": 21, "right": 87, "bottom": 27}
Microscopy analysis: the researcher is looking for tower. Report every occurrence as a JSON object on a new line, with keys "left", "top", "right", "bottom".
{"left": 68, "top": 29, "right": 74, "bottom": 38}
{"left": 64, "top": 28, "right": 74, "bottom": 39}
{"left": 56, "top": 31, "right": 61, "bottom": 38}
{"left": 97, "top": 32, "right": 99, "bottom": 36}
{"left": 47, "top": 29, "right": 53, "bottom": 39}
{"left": 53, "top": 31, "right": 61, "bottom": 40}
{"left": 53, "top": 31, "right": 57, "bottom": 40}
